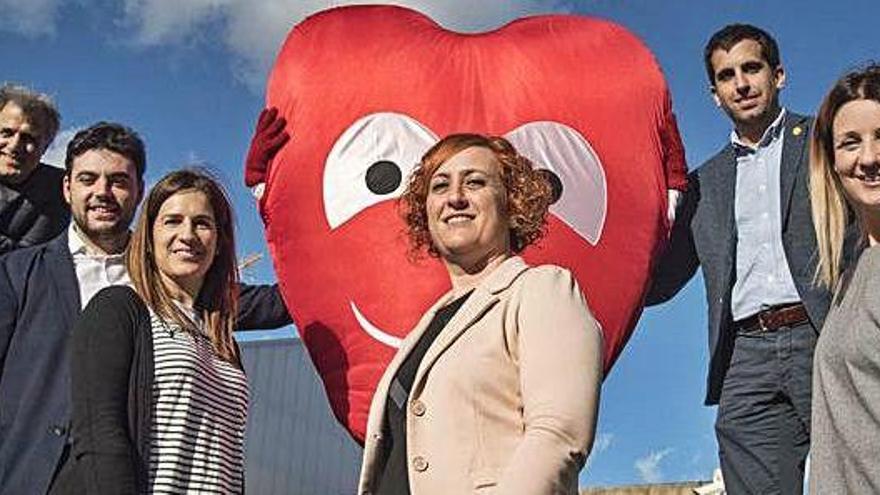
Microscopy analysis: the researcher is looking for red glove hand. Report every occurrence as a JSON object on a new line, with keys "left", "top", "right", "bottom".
{"left": 244, "top": 107, "right": 290, "bottom": 187}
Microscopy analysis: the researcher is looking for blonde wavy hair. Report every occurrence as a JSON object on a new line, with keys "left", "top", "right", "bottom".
{"left": 810, "top": 63, "right": 880, "bottom": 289}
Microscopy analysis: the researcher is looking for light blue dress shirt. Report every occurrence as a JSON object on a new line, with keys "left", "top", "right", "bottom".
{"left": 731, "top": 108, "right": 801, "bottom": 321}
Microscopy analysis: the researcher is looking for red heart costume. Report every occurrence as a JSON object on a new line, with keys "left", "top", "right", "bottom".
{"left": 259, "top": 5, "right": 686, "bottom": 442}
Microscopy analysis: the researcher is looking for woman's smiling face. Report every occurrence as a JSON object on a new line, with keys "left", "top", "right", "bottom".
{"left": 833, "top": 98, "right": 880, "bottom": 220}
{"left": 152, "top": 189, "right": 218, "bottom": 298}
{"left": 426, "top": 146, "right": 510, "bottom": 264}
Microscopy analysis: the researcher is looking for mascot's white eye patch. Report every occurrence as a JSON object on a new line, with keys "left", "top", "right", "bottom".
{"left": 323, "top": 115, "right": 606, "bottom": 245}
{"left": 504, "top": 121, "right": 607, "bottom": 246}
{"left": 323, "top": 112, "right": 438, "bottom": 230}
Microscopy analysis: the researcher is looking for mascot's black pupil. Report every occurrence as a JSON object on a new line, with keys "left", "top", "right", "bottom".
{"left": 365, "top": 160, "right": 402, "bottom": 195}
{"left": 538, "top": 169, "right": 563, "bottom": 204}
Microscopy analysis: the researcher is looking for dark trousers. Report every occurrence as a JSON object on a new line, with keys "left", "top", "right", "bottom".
{"left": 715, "top": 321, "right": 816, "bottom": 495}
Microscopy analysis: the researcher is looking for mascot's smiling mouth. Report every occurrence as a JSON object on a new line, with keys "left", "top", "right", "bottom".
{"left": 332, "top": 120, "right": 609, "bottom": 350}
{"left": 350, "top": 301, "right": 402, "bottom": 348}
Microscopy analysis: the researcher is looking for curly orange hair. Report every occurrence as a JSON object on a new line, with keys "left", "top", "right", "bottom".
{"left": 400, "top": 133, "right": 553, "bottom": 257}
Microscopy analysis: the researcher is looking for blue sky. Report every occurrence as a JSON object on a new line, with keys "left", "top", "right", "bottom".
{"left": 3, "top": 0, "right": 878, "bottom": 488}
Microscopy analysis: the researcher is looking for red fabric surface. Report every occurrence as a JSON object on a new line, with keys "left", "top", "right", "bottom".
{"left": 260, "top": 5, "right": 687, "bottom": 442}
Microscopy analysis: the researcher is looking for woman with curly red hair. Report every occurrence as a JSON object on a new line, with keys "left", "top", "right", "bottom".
{"left": 358, "top": 133, "right": 603, "bottom": 495}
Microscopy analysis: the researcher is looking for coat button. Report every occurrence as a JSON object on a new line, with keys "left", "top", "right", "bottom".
{"left": 410, "top": 400, "right": 426, "bottom": 416}
{"left": 49, "top": 425, "right": 67, "bottom": 436}
{"left": 412, "top": 456, "right": 428, "bottom": 472}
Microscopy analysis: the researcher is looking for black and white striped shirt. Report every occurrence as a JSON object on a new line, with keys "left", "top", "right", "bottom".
{"left": 148, "top": 311, "right": 249, "bottom": 494}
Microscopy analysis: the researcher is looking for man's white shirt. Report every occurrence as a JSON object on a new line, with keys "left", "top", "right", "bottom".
{"left": 67, "top": 223, "right": 130, "bottom": 309}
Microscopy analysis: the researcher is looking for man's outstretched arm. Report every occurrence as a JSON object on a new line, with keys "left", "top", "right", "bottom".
{"left": 646, "top": 173, "right": 701, "bottom": 306}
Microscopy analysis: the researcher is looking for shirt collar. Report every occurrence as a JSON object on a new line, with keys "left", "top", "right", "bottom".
{"left": 67, "top": 222, "right": 127, "bottom": 258}
{"left": 67, "top": 223, "right": 88, "bottom": 256}
{"left": 730, "top": 107, "right": 787, "bottom": 151}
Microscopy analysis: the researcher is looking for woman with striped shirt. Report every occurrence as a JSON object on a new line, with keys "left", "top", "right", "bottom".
{"left": 52, "top": 169, "right": 248, "bottom": 494}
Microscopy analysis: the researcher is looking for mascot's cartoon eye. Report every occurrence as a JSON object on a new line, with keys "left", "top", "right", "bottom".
{"left": 504, "top": 121, "right": 607, "bottom": 245}
{"left": 324, "top": 112, "right": 438, "bottom": 230}
{"left": 365, "top": 160, "right": 402, "bottom": 195}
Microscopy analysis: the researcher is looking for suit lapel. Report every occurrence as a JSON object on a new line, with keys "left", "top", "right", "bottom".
{"left": 365, "top": 290, "right": 454, "bottom": 437}
{"left": 366, "top": 257, "right": 531, "bottom": 440}
{"left": 411, "top": 257, "right": 529, "bottom": 394}
{"left": 45, "top": 232, "right": 81, "bottom": 326}
{"left": 411, "top": 286, "right": 497, "bottom": 393}
{"left": 707, "top": 145, "right": 738, "bottom": 283}
{"left": 779, "top": 113, "right": 809, "bottom": 228}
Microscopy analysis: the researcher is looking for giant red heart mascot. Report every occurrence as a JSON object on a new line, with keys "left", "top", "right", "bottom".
{"left": 258, "top": 5, "right": 686, "bottom": 442}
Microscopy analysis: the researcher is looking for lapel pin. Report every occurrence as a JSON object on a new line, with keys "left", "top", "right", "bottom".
{"left": 793, "top": 126, "right": 803, "bottom": 136}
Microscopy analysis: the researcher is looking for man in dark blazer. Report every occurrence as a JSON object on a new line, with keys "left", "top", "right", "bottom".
{"left": 0, "top": 122, "right": 291, "bottom": 494}
{"left": 648, "top": 25, "right": 846, "bottom": 494}
{"left": 0, "top": 84, "right": 70, "bottom": 254}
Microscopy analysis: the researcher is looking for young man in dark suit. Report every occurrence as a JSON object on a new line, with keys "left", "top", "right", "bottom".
{"left": 648, "top": 24, "right": 848, "bottom": 494}
{"left": 0, "top": 122, "right": 291, "bottom": 494}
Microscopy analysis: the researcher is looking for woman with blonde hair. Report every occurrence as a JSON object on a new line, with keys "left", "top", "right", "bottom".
{"left": 53, "top": 169, "right": 249, "bottom": 494}
{"left": 808, "top": 63, "right": 880, "bottom": 493}
{"left": 358, "top": 133, "right": 603, "bottom": 495}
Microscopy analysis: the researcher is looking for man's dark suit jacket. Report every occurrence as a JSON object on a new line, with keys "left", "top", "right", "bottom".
{"left": 0, "top": 164, "right": 69, "bottom": 255}
{"left": 0, "top": 231, "right": 292, "bottom": 494}
{"left": 647, "top": 112, "right": 842, "bottom": 405}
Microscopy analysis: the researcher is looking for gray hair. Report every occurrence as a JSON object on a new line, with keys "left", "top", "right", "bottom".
{"left": 0, "top": 83, "right": 60, "bottom": 148}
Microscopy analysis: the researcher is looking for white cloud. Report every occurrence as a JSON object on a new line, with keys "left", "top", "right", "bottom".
{"left": 120, "top": 0, "right": 232, "bottom": 45}
{"left": 635, "top": 448, "right": 674, "bottom": 483}
{"left": 118, "top": 0, "right": 570, "bottom": 91}
{"left": 183, "top": 150, "right": 207, "bottom": 166}
{"left": 0, "top": 0, "right": 62, "bottom": 37}
{"left": 584, "top": 432, "right": 614, "bottom": 471}
{"left": 593, "top": 432, "right": 614, "bottom": 454}
{"left": 2, "top": 1, "right": 571, "bottom": 88}
{"left": 42, "top": 126, "right": 82, "bottom": 169}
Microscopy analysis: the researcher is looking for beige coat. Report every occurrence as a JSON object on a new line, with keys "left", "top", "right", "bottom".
{"left": 358, "top": 256, "right": 603, "bottom": 495}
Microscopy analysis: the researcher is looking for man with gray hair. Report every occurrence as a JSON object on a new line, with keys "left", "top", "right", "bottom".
{"left": 0, "top": 84, "right": 68, "bottom": 254}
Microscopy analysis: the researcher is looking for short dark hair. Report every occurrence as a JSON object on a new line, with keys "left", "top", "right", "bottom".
{"left": 0, "top": 83, "right": 61, "bottom": 148}
{"left": 704, "top": 24, "right": 781, "bottom": 86}
{"left": 65, "top": 122, "right": 146, "bottom": 180}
